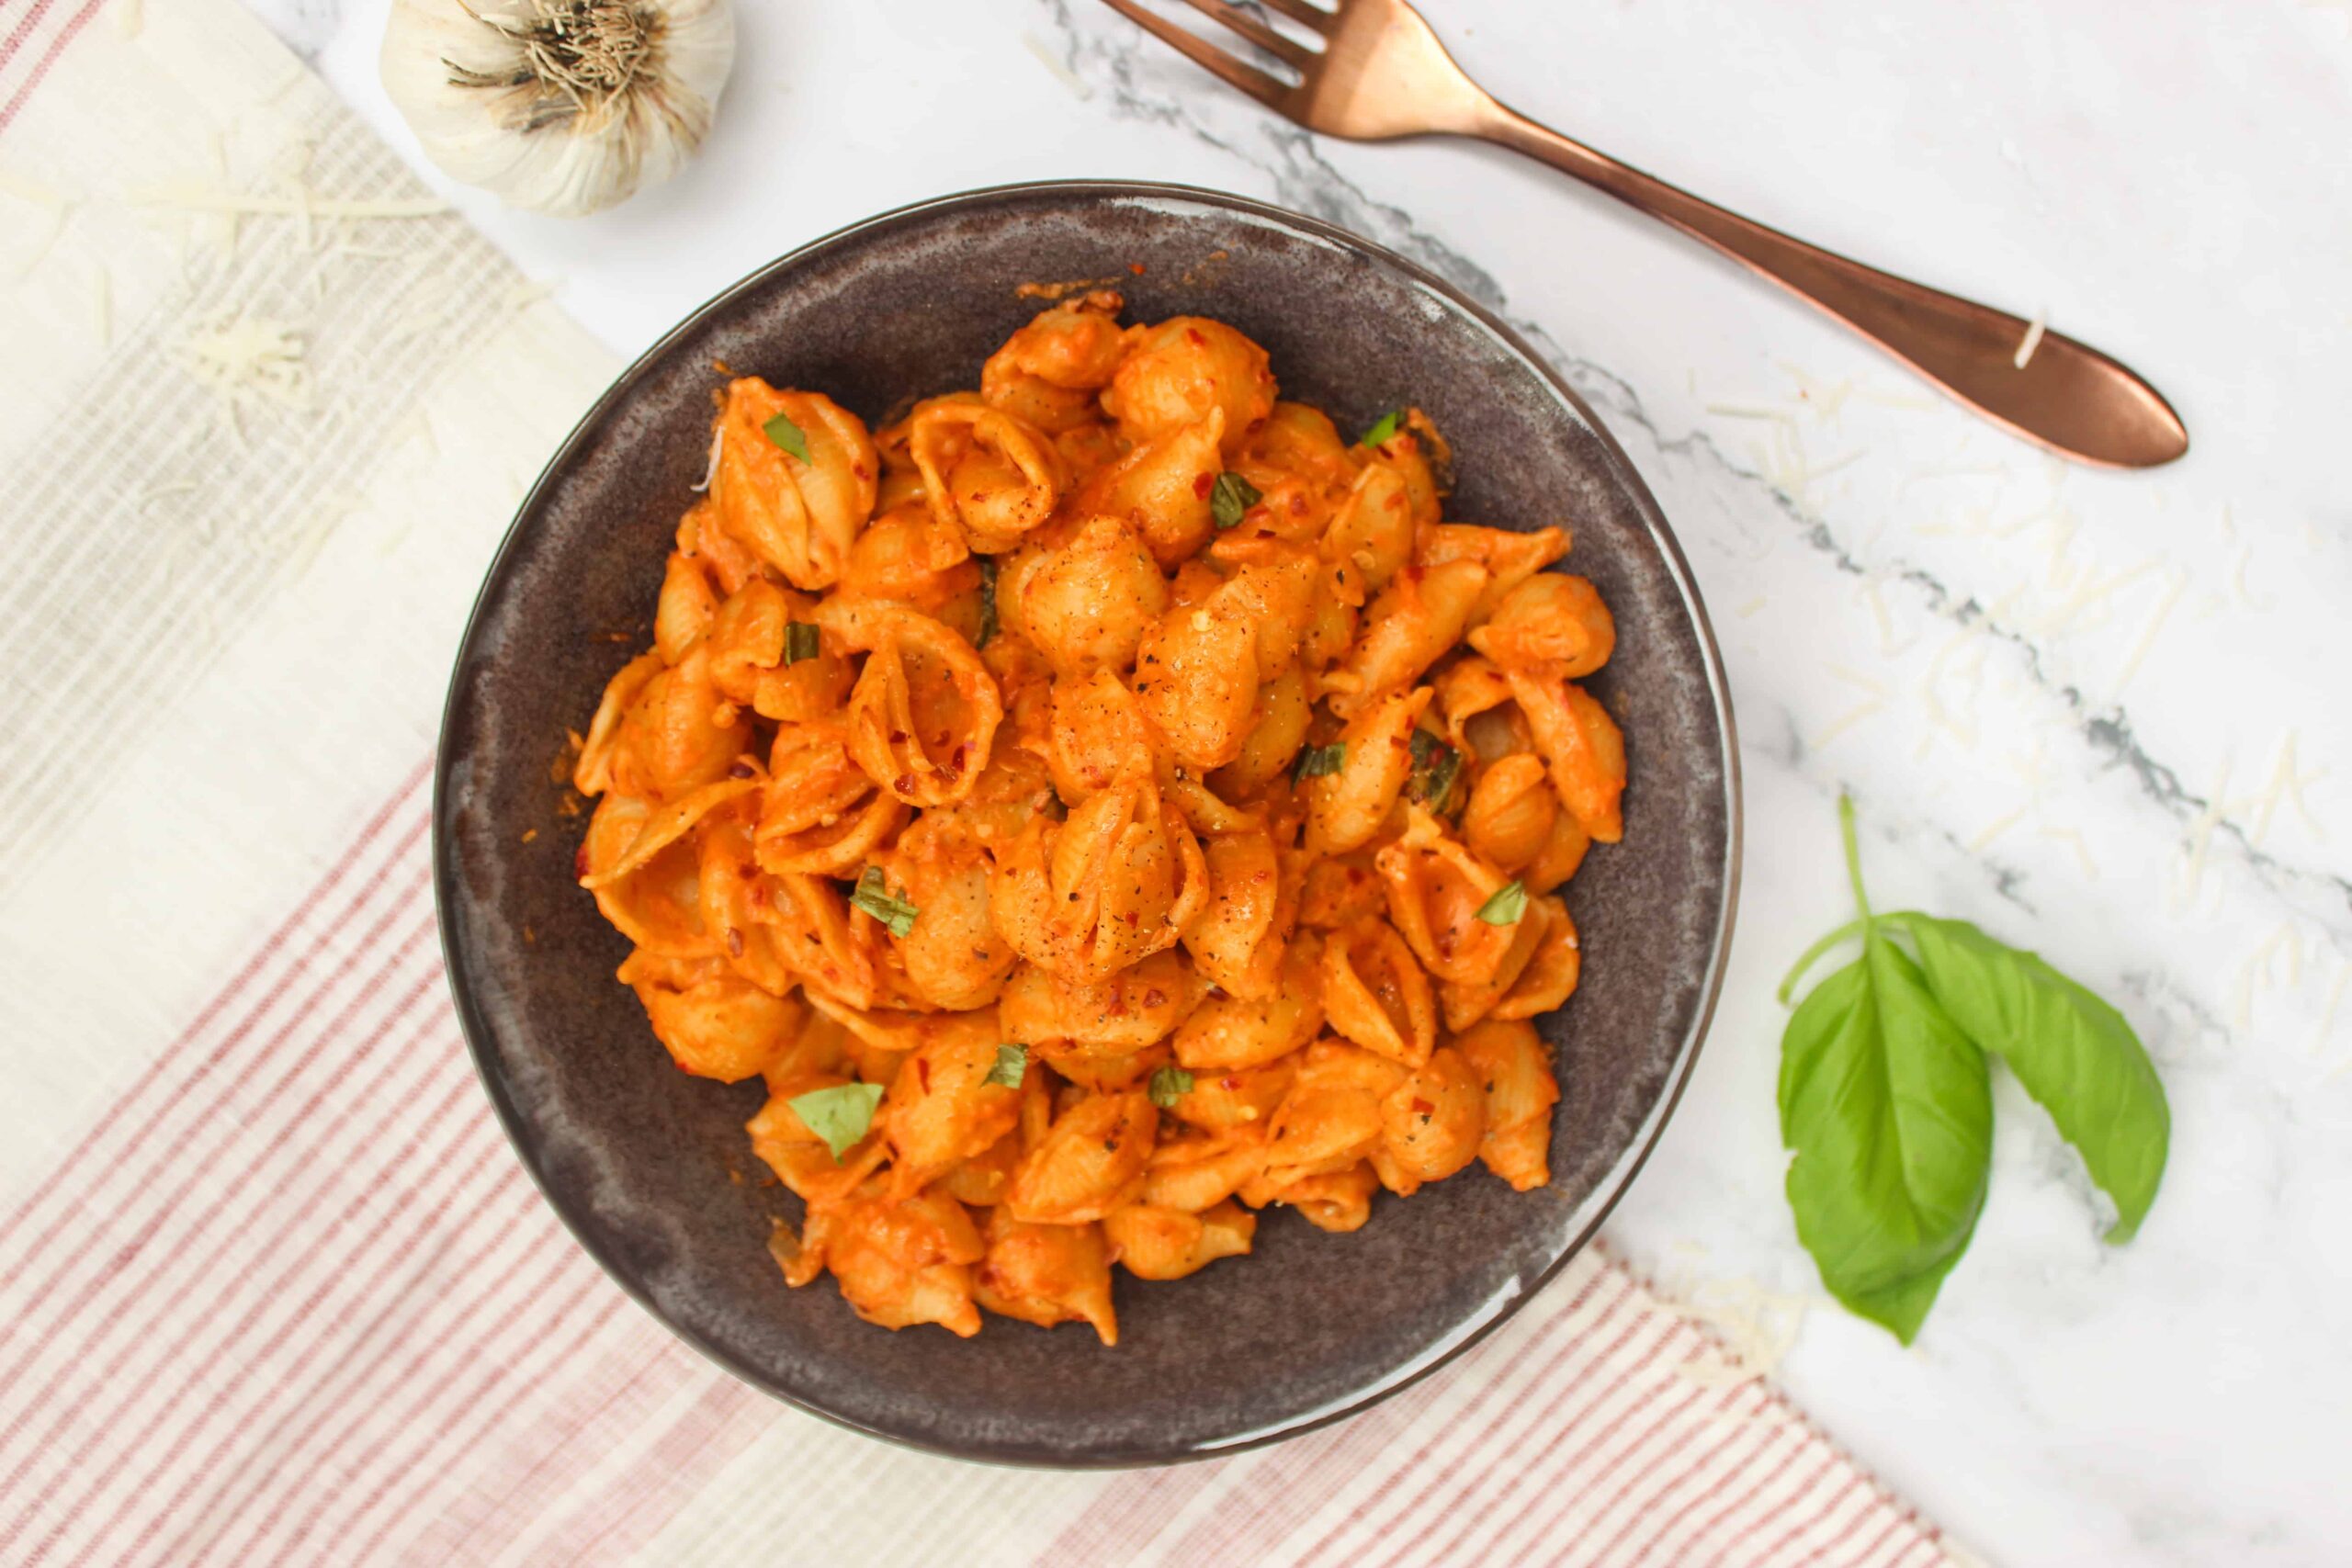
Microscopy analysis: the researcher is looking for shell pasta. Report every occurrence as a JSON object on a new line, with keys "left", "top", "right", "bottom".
{"left": 570, "top": 293, "right": 1627, "bottom": 1344}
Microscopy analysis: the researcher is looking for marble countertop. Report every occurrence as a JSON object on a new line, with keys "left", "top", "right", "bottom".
{"left": 256, "top": 1, "right": 2352, "bottom": 1561}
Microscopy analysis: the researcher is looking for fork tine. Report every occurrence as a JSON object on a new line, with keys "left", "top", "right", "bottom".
{"left": 1254, "top": 0, "right": 1337, "bottom": 33}
{"left": 1096, "top": 0, "right": 1294, "bottom": 109}
{"left": 1171, "top": 0, "right": 1316, "bottom": 67}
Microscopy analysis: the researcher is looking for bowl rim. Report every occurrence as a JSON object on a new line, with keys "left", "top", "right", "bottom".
{"left": 433, "top": 176, "right": 1743, "bottom": 1469}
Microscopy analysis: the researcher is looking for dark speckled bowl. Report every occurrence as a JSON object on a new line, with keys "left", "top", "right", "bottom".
{"left": 434, "top": 181, "right": 1738, "bottom": 1467}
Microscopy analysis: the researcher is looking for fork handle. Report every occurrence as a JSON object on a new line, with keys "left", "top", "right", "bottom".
{"left": 1470, "top": 105, "right": 2188, "bottom": 468}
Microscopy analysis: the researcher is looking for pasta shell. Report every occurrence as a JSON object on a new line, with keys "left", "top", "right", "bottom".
{"left": 711, "top": 379, "right": 878, "bottom": 592}
{"left": 911, "top": 400, "right": 1064, "bottom": 555}
{"left": 1319, "top": 920, "right": 1438, "bottom": 1068}
{"left": 838, "top": 607, "right": 1003, "bottom": 807}
{"left": 1503, "top": 669, "right": 1627, "bottom": 843}
{"left": 1102, "top": 1199, "right": 1256, "bottom": 1280}
{"left": 1100, "top": 316, "right": 1274, "bottom": 455}
{"left": 1460, "top": 753, "right": 1558, "bottom": 874}
{"left": 1373, "top": 805, "right": 1524, "bottom": 987}
{"left": 974, "top": 1209, "right": 1119, "bottom": 1344}
{"left": 1468, "top": 571, "right": 1615, "bottom": 677}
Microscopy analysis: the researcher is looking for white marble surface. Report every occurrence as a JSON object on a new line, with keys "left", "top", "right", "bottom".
{"left": 259, "top": 1, "right": 2352, "bottom": 1562}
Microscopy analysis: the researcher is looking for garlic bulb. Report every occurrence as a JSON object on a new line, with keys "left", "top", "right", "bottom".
{"left": 380, "top": 0, "right": 734, "bottom": 218}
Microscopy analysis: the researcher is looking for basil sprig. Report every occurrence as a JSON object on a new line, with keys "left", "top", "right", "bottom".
{"left": 1779, "top": 798, "right": 2168, "bottom": 1343}
{"left": 782, "top": 622, "right": 820, "bottom": 664}
{"left": 1358, "top": 410, "right": 1404, "bottom": 447}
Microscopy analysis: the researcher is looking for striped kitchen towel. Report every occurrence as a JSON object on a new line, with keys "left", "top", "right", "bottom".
{"left": 0, "top": 0, "right": 1961, "bottom": 1562}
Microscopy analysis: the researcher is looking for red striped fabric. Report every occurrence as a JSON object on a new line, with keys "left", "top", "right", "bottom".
{"left": 0, "top": 0, "right": 104, "bottom": 136}
{"left": 0, "top": 761, "right": 1953, "bottom": 1565}
{"left": 0, "top": 764, "right": 772, "bottom": 1565}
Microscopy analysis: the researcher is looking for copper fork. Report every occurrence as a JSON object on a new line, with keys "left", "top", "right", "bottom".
{"left": 1098, "top": 0, "right": 2188, "bottom": 468}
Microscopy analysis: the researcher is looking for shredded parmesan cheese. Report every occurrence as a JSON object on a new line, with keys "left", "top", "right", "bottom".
{"left": 1022, "top": 32, "right": 1093, "bottom": 99}
{"left": 2113, "top": 567, "right": 2187, "bottom": 695}
{"left": 1655, "top": 1274, "right": 1811, "bottom": 1389}
{"left": 1971, "top": 804, "right": 2030, "bottom": 852}
{"left": 2039, "top": 825, "right": 2100, "bottom": 879}
{"left": 2173, "top": 758, "right": 2233, "bottom": 916}
{"left": 1809, "top": 699, "right": 1885, "bottom": 751}
{"left": 1735, "top": 595, "right": 1768, "bottom": 619}
{"left": 2013, "top": 312, "right": 2048, "bottom": 369}
{"left": 2233, "top": 923, "right": 2305, "bottom": 1032}
{"left": 176, "top": 315, "right": 309, "bottom": 450}
{"left": 688, "top": 424, "right": 724, "bottom": 493}
{"left": 117, "top": 0, "right": 144, "bottom": 38}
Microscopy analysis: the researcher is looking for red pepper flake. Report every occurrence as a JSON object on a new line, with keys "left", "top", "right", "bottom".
{"left": 1220, "top": 1076, "right": 1240, "bottom": 1090}
{"left": 888, "top": 728, "right": 908, "bottom": 744}
{"left": 1288, "top": 493, "right": 1306, "bottom": 516}
{"left": 1129, "top": 262, "right": 1147, "bottom": 276}
{"left": 948, "top": 743, "right": 967, "bottom": 775}
{"left": 1184, "top": 327, "right": 1205, "bottom": 346}
{"left": 1411, "top": 1097, "right": 1434, "bottom": 1116}
{"left": 916, "top": 1058, "right": 932, "bottom": 1092}
{"left": 573, "top": 845, "right": 591, "bottom": 880}
{"left": 893, "top": 774, "right": 916, "bottom": 795}
{"left": 1142, "top": 988, "right": 1167, "bottom": 1008}
{"left": 1193, "top": 473, "right": 1216, "bottom": 500}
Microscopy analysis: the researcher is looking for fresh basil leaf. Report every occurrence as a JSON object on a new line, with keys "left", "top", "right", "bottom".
{"left": 789, "top": 1082, "right": 883, "bottom": 1161}
{"left": 1209, "top": 471, "right": 1261, "bottom": 529}
{"left": 1359, "top": 410, "right": 1403, "bottom": 447}
{"left": 763, "top": 412, "right": 809, "bottom": 462}
{"left": 975, "top": 554, "right": 999, "bottom": 649}
{"left": 782, "top": 622, "right": 820, "bottom": 664}
{"left": 1891, "top": 911, "right": 2168, "bottom": 1242}
{"left": 1778, "top": 942, "right": 1991, "bottom": 1344}
{"left": 985, "top": 1042, "right": 1028, "bottom": 1089}
{"left": 1475, "top": 880, "right": 1528, "bottom": 926}
{"left": 1408, "top": 730, "right": 1464, "bottom": 811}
{"left": 1291, "top": 742, "right": 1346, "bottom": 782}
{"left": 849, "top": 866, "right": 919, "bottom": 939}
{"left": 1148, "top": 1066, "right": 1194, "bottom": 1110}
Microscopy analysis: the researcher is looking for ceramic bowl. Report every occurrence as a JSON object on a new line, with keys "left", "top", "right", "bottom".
{"left": 434, "top": 180, "right": 1738, "bottom": 1466}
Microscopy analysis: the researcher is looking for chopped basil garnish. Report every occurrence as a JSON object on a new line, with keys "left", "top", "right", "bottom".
{"left": 976, "top": 554, "right": 999, "bottom": 649}
{"left": 1209, "top": 471, "right": 1261, "bottom": 529}
{"left": 850, "top": 865, "right": 919, "bottom": 938}
{"left": 782, "top": 621, "right": 820, "bottom": 664}
{"left": 1475, "top": 880, "right": 1528, "bottom": 926}
{"left": 1408, "top": 730, "right": 1463, "bottom": 811}
{"left": 789, "top": 1081, "right": 883, "bottom": 1161}
{"left": 1292, "top": 741, "right": 1346, "bottom": 782}
{"left": 762, "top": 412, "right": 809, "bottom": 462}
{"left": 1358, "top": 410, "right": 1404, "bottom": 447}
{"left": 1148, "top": 1066, "right": 1194, "bottom": 1110}
{"left": 986, "top": 1043, "right": 1028, "bottom": 1089}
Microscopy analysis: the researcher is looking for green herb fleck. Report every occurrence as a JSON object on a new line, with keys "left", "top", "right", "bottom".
{"left": 850, "top": 866, "right": 920, "bottom": 939}
{"left": 1209, "top": 471, "right": 1261, "bottom": 529}
{"left": 1474, "top": 880, "right": 1527, "bottom": 925}
{"left": 1408, "top": 730, "right": 1464, "bottom": 811}
{"left": 1291, "top": 742, "right": 1346, "bottom": 783}
{"left": 985, "top": 1043, "right": 1028, "bottom": 1089}
{"left": 783, "top": 622, "right": 820, "bottom": 664}
{"left": 1358, "top": 410, "right": 1404, "bottom": 447}
{"left": 789, "top": 1082, "right": 884, "bottom": 1161}
{"left": 1148, "top": 1066, "right": 1194, "bottom": 1110}
{"left": 976, "top": 554, "right": 999, "bottom": 649}
{"left": 763, "top": 412, "right": 809, "bottom": 462}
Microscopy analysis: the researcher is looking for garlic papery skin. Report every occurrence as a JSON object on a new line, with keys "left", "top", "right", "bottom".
{"left": 380, "top": 0, "right": 735, "bottom": 218}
